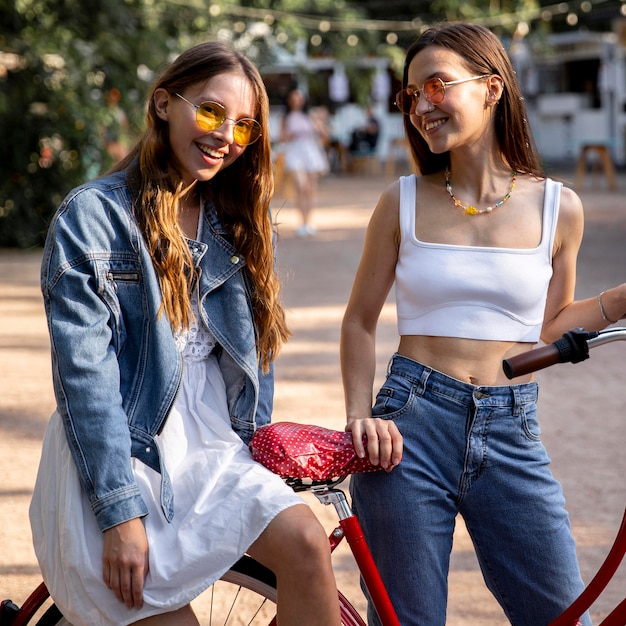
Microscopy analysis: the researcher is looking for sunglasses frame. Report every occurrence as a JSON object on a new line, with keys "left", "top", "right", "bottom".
{"left": 174, "top": 93, "right": 262, "bottom": 146}
{"left": 395, "top": 74, "right": 491, "bottom": 114}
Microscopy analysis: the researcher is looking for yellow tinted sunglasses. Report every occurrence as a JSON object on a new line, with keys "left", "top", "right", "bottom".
{"left": 175, "top": 93, "right": 262, "bottom": 146}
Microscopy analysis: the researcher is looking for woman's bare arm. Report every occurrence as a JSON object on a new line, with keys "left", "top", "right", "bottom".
{"left": 341, "top": 182, "right": 403, "bottom": 469}
{"left": 542, "top": 186, "right": 626, "bottom": 342}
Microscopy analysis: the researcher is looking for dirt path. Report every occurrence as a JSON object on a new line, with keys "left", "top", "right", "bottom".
{"left": 1, "top": 169, "right": 624, "bottom": 624}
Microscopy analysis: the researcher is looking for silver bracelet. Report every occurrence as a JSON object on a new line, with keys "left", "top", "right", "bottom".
{"left": 598, "top": 291, "right": 618, "bottom": 324}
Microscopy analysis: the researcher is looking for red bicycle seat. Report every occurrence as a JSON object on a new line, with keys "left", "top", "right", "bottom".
{"left": 249, "top": 421, "right": 382, "bottom": 480}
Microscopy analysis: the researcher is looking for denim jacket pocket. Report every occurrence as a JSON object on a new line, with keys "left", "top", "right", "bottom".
{"left": 97, "top": 258, "right": 142, "bottom": 353}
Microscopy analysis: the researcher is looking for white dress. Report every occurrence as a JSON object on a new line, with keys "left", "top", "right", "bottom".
{"left": 283, "top": 111, "right": 329, "bottom": 174}
{"left": 30, "top": 255, "right": 303, "bottom": 626}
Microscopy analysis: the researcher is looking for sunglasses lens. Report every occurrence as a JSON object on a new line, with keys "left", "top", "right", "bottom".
{"left": 395, "top": 89, "right": 414, "bottom": 114}
{"left": 233, "top": 119, "right": 262, "bottom": 146}
{"left": 423, "top": 78, "right": 445, "bottom": 105}
{"left": 394, "top": 78, "right": 446, "bottom": 115}
{"left": 194, "top": 100, "right": 261, "bottom": 146}
{"left": 196, "top": 102, "right": 226, "bottom": 131}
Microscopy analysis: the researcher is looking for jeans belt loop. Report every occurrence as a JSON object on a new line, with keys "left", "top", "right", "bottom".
{"left": 413, "top": 365, "right": 428, "bottom": 397}
{"left": 512, "top": 385, "right": 522, "bottom": 416}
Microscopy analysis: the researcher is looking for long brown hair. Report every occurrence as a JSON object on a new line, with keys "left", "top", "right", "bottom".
{"left": 113, "top": 41, "right": 289, "bottom": 371}
{"left": 402, "top": 23, "right": 543, "bottom": 177}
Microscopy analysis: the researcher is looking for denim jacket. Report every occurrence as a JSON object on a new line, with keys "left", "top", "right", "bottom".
{"left": 41, "top": 166, "right": 274, "bottom": 532}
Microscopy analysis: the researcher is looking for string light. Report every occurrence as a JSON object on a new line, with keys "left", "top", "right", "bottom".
{"left": 164, "top": 0, "right": 624, "bottom": 33}
{"left": 209, "top": 0, "right": 621, "bottom": 31}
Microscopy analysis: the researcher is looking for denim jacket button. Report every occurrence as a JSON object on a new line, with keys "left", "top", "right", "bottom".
{"left": 230, "top": 255, "right": 239, "bottom": 264}
{"left": 145, "top": 446, "right": 151, "bottom": 453}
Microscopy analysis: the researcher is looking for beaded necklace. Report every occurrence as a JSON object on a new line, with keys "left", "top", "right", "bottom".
{"left": 444, "top": 168, "right": 517, "bottom": 215}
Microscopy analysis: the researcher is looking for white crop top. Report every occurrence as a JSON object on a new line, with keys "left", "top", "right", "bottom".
{"left": 395, "top": 175, "right": 561, "bottom": 342}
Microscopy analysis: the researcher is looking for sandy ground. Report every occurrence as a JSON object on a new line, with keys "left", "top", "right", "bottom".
{"left": 1, "top": 166, "right": 625, "bottom": 624}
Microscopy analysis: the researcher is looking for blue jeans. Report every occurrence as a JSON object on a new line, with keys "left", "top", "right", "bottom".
{"left": 350, "top": 354, "right": 591, "bottom": 626}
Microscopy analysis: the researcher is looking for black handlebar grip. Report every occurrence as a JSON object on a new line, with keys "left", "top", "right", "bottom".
{"left": 502, "top": 343, "right": 562, "bottom": 379}
{"left": 503, "top": 328, "right": 595, "bottom": 379}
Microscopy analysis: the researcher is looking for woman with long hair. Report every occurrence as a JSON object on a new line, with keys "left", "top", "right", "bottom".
{"left": 30, "top": 41, "right": 341, "bottom": 626}
{"left": 342, "top": 23, "right": 626, "bottom": 625}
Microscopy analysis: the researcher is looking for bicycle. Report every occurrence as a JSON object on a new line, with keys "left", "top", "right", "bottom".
{"left": 2, "top": 326, "right": 625, "bottom": 626}
{"left": 1, "top": 433, "right": 399, "bottom": 626}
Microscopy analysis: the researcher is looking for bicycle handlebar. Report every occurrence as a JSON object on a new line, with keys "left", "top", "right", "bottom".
{"left": 502, "top": 327, "right": 617, "bottom": 379}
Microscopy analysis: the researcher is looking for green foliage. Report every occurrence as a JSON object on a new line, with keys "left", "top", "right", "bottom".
{"left": 0, "top": 0, "right": 199, "bottom": 248}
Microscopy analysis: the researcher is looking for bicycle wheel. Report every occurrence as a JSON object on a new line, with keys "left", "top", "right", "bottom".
{"left": 193, "top": 556, "right": 278, "bottom": 624}
{"left": 5, "top": 556, "right": 364, "bottom": 626}
{"left": 194, "top": 555, "right": 365, "bottom": 626}
{"left": 32, "top": 605, "right": 64, "bottom": 626}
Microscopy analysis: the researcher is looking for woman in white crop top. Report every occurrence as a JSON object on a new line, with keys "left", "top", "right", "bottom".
{"left": 341, "top": 23, "right": 626, "bottom": 626}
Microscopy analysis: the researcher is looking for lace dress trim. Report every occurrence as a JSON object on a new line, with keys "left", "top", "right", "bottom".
{"left": 173, "top": 204, "right": 216, "bottom": 362}
{"left": 174, "top": 295, "right": 217, "bottom": 362}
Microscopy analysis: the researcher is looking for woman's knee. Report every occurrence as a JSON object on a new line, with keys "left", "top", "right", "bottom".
{"left": 274, "top": 505, "right": 328, "bottom": 556}
{"left": 250, "top": 504, "right": 330, "bottom": 572}
{"left": 285, "top": 512, "right": 329, "bottom": 559}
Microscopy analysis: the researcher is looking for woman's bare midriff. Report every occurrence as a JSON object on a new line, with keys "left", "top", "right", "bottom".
{"left": 397, "top": 335, "right": 536, "bottom": 386}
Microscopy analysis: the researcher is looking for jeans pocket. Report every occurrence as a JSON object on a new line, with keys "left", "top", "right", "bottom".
{"left": 520, "top": 402, "right": 542, "bottom": 441}
{"left": 372, "top": 374, "right": 414, "bottom": 419}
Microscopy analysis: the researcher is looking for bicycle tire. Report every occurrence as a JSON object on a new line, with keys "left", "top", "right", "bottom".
{"left": 32, "top": 605, "right": 64, "bottom": 626}
{"left": 194, "top": 555, "right": 366, "bottom": 626}
{"left": 1, "top": 594, "right": 65, "bottom": 626}
{"left": 7, "top": 556, "right": 364, "bottom": 626}
{"left": 0, "top": 582, "right": 64, "bottom": 626}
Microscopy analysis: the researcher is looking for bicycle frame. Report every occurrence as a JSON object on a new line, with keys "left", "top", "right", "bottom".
{"left": 550, "top": 508, "right": 626, "bottom": 626}
{"left": 1, "top": 583, "right": 52, "bottom": 626}
{"left": 283, "top": 475, "right": 399, "bottom": 626}
{"left": 312, "top": 483, "right": 400, "bottom": 626}
{"left": 4, "top": 495, "right": 621, "bottom": 626}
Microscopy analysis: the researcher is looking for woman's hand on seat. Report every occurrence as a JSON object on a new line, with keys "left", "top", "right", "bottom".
{"left": 347, "top": 417, "right": 403, "bottom": 472}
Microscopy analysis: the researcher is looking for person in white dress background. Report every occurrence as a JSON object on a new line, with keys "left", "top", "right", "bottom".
{"left": 30, "top": 41, "right": 342, "bottom": 626}
{"left": 280, "top": 88, "right": 329, "bottom": 237}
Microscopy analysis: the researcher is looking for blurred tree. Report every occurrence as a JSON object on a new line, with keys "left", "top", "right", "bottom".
{"left": 0, "top": 0, "right": 207, "bottom": 247}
